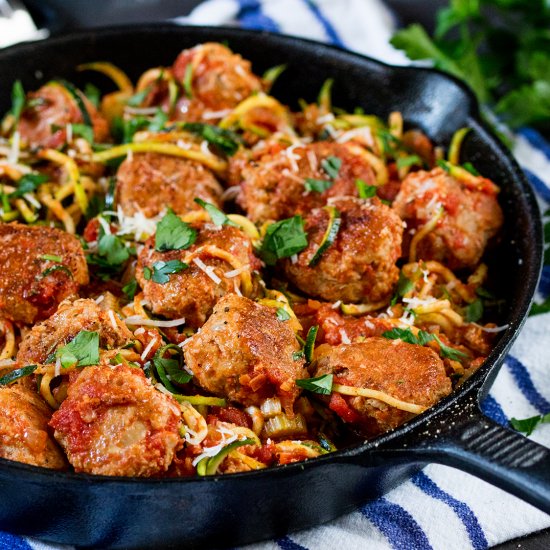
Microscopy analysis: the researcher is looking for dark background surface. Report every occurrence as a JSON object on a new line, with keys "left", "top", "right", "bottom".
{"left": 12, "top": 1, "right": 550, "bottom": 548}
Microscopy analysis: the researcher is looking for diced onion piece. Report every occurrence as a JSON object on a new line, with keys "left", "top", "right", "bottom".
{"left": 262, "top": 413, "right": 307, "bottom": 439}
{"left": 260, "top": 397, "right": 282, "bottom": 419}
{"left": 332, "top": 383, "right": 426, "bottom": 414}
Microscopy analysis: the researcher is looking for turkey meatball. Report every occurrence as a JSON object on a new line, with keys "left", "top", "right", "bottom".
{"left": 313, "top": 337, "right": 452, "bottom": 436}
{"left": 184, "top": 294, "right": 307, "bottom": 414}
{"left": 392, "top": 167, "right": 503, "bottom": 269}
{"left": 0, "top": 384, "right": 66, "bottom": 469}
{"left": 49, "top": 364, "right": 182, "bottom": 476}
{"left": 172, "top": 42, "right": 263, "bottom": 122}
{"left": 0, "top": 223, "right": 89, "bottom": 324}
{"left": 116, "top": 153, "right": 223, "bottom": 217}
{"left": 282, "top": 196, "right": 403, "bottom": 303}
{"left": 17, "top": 82, "right": 109, "bottom": 149}
{"left": 235, "top": 141, "right": 376, "bottom": 223}
{"left": 136, "top": 222, "right": 260, "bottom": 327}
{"left": 17, "top": 298, "right": 132, "bottom": 365}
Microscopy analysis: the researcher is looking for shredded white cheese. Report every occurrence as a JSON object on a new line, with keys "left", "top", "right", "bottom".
{"left": 125, "top": 316, "right": 187, "bottom": 328}
{"left": 193, "top": 257, "right": 222, "bottom": 284}
{"left": 202, "top": 108, "right": 233, "bottom": 120}
{"left": 224, "top": 264, "right": 249, "bottom": 278}
{"left": 23, "top": 193, "right": 41, "bottom": 209}
{"left": 316, "top": 113, "right": 335, "bottom": 125}
{"left": 8, "top": 131, "right": 20, "bottom": 164}
{"left": 221, "top": 185, "right": 240, "bottom": 201}
{"left": 339, "top": 329, "right": 351, "bottom": 344}
{"left": 107, "top": 310, "right": 118, "bottom": 331}
{"left": 331, "top": 300, "right": 342, "bottom": 310}
{"left": 473, "top": 323, "right": 509, "bottom": 333}
{"left": 54, "top": 356, "right": 61, "bottom": 378}
{"left": 140, "top": 337, "right": 158, "bottom": 361}
{"left": 402, "top": 296, "right": 437, "bottom": 309}
{"left": 94, "top": 294, "right": 105, "bottom": 305}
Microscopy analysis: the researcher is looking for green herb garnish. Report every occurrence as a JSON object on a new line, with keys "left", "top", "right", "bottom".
{"left": 155, "top": 208, "right": 197, "bottom": 251}
{"left": 122, "top": 278, "right": 138, "bottom": 300}
{"left": 465, "top": 299, "right": 484, "bottom": 323}
{"left": 10, "top": 80, "right": 25, "bottom": 124}
{"left": 276, "top": 307, "right": 291, "bottom": 321}
{"left": 10, "top": 173, "right": 49, "bottom": 199}
{"left": 260, "top": 215, "right": 308, "bottom": 266}
{"left": 510, "top": 413, "right": 550, "bottom": 436}
{"left": 321, "top": 155, "right": 342, "bottom": 179}
{"left": 356, "top": 178, "right": 377, "bottom": 199}
{"left": 193, "top": 198, "right": 238, "bottom": 228}
{"left": 56, "top": 330, "right": 100, "bottom": 369}
{"left": 144, "top": 260, "right": 188, "bottom": 284}
{"left": 390, "top": 271, "right": 415, "bottom": 306}
{"left": 296, "top": 373, "right": 333, "bottom": 395}
{"left": 304, "top": 178, "right": 333, "bottom": 193}
{"left": 183, "top": 122, "right": 241, "bottom": 156}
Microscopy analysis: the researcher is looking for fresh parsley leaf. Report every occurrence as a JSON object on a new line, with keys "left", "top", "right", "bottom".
{"left": 71, "top": 123, "right": 94, "bottom": 143}
{"left": 10, "top": 173, "right": 49, "bottom": 198}
{"left": 304, "top": 178, "right": 333, "bottom": 193}
{"left": 122, "top": 278, "right": 138, "bottom": 300}
{"left": 465, "top": 299, "right": 484, "bottom": 323}
{"left": 98, "top": 233, "right": 130, "bottom": 266}
{"left": 382, "top": 327, "right": 467, "bottom": 360}
{"left": 147, "top": 260, "right": 188, "bottom": 284}
{"left": 155, "top": 209, "right": 197, "bottom": 251}
{"left": 260, "top": 215, "right": 308, "bottom": 266}
{"left": 11, "top": 80, "right": 25, "bottom": 124}
{"left": 462, "top": 162, "right": 479, "bottom": 176}
{"left": 126, "top": 87, "right": 150, "bottom": 107}
{"left": 321, "top": 155, "right": 342, "bottom": 179}
{"left": 183, "top": 122, "right": 241, "bottom": 156}
{"left": 153, "top": 344, "right": 192, "bottom": 393}
{"left": 396, "top": 154, "right": 422, "bottom": 170}
{"left": 296, "top": 373, "right": 333, "bottom": 395}
{"left": 276, "top": 307, "right": 291, "bottom": 321}
{"left": 356, "top": 178, "right": 377, "bottom": 198}
{"left": 193, "top": 198, "right": 238, "bottom": 227}
{"left": 84, "top": 83, "right": 101, "bottom": 108}
{"left": 390, "top": 271, "right": 415, "bottom": 306}
{"left": 510, "top": 413, "right": 550, "bottom": 436}
{"left": 56, "top": 330, "right": 100, "bottom": 368}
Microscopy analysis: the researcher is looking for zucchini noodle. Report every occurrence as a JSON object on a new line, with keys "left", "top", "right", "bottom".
{"left": 409, "top": 207, "right": 444, "bottom": 263}
{"left": 0, "top": 320, "right": 15, "bottom": 360}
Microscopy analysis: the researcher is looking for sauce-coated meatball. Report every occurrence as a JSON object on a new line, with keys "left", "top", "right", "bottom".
{"left": 282, "top": 196, "right": 403, "bottom": 303}
{"left": 392, "top": 167, "right": 503, "bottom": 269}
{"left": 172, "top": 43, "right": 263, "bottom": 122}
{"left": 17, "top": 298, "right": 132, "bottom": 365}
{"left": 184, "top": 295, "right": 307, "bottom": 414}
{"left": 116, "top": 153, "right": 223, "bottom": 217}
{"left": 0, "top": 223, "right": 89, "bottom": 324}
{"left": 235, "top": 142, "right": 376, "bottom": 223}
{"left": 18, "top": 83, "right": 109, "bottom": 149}
{"left": 0, "top": 385, "right": 66, "bottom": 469}
{"left": 136, "top": 222, "right": 260, "bottom": 327}
{"left": 313, "top": 338, "right": 452, "bottom": 436}
{"left": 50, "top": 364, "right": 182, "bottom": 476}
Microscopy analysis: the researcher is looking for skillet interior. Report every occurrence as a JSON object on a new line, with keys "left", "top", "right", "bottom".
{"left": 0, "top": 25, "right": 541, "bottom": 549}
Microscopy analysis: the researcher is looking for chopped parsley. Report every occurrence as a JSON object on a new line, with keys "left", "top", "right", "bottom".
{"left": 84, "top": 83, "right": 101, "bottom": 108}
{"left": 56, "top": 330, "right": 100, "bottom": 369}
{"left": 296, "top": 373, "right": 333, "bottom": 395}
{"left": 390, "top": 271, "right": 415, "bottom": 306}
{"left": 465, "top": 299, "right": 484, "bottom": 323}
{"left": 183, "top": 122, "right": 241, "bottom": 156}
{"left": 356, "top": 178, "right": 377, "bottom": 199}
{"left": 510, "top": 413, "right": 550, "bottom": 436}
{"left": 321, "top": 155, "right": 342, "bottom": 179}
{"left": 122, "top": 278, "right": 138, "bottom": 300}
{"left": 10, "top": 173, "right": 49, "bottom": 199}
{"left": 126, "top": 87, "right": 150, "bottom": 107}
{"left": 193, "top": 198, "right": 238, "bottom": 228}
{"left": 155, "top": 209, "right": 197, "bottom": 251}
{"left": 304, "top": 178, "right": 333, "bottom": 193}
{"left": 71, "top": 123, "right": 94, "bottom": 143}
{"left": 113, "top": 108, "right": 168, "bottom": 143}
{"left": 396, "top": 154, "right": 422, "bottom": 170}
{"left": 153, "top": 344, "right": 192, "bottom": 393}
{"left": 382, "top": 327, "right": 468, "bottom": 361}
{"left": 143, "top": 260, "right": 188, "bottom": 284}
{"left": 260, "top": 215, "right": 308, "bottom": 266}
{"left": 87, "top": 224, "right": 133, "bottom": 280}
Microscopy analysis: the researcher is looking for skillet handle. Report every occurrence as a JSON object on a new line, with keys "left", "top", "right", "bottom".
{"left": 376, "top": 407, "right": 550, "bottom": 514}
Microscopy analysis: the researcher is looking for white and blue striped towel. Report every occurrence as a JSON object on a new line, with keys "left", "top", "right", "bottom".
{"left": 2, "top": 1, "right": 550, "bottom": 549}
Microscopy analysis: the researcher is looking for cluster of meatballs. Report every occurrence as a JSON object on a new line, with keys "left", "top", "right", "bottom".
{"left": 0, "top": 42, "right": 503, "bottom": 477}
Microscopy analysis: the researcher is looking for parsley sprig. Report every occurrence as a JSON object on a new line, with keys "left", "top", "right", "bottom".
{"left": 155, "top": 209, "right": 197, "bottom": 252}
{"left": 143, "top": 260, "right": 188, "bottom": 284}
{"left": 260, "top": 215, "right": 308, "bottom": 266}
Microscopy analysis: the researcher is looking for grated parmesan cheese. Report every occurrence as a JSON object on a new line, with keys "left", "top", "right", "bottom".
{"left": 339, "top": 329, "right": 351, "bottom": 344}
{"left": 224, "top": 264, "right": 249, "bottom": 278}
{"left": 125, "top": 316, "right": 187, "bottom": 328}
{"left": 141, "top": 337, "right": 158, "bottom": 361}
{"left": 193, "top": 257, "right": 222, "bottom": 284}
{"left": 107, "top": 310, "right": 118, "bottom": 331}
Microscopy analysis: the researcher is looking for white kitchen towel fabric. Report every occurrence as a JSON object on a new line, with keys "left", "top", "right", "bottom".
{"left": 2, "top": 1, "right": 550, "bottom": 549}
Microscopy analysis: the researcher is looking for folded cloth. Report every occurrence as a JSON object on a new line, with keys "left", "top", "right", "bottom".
{"left": 3, "top": 1, "right": 550, "bottom": 549}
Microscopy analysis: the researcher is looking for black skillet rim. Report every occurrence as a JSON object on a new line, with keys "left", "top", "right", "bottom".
{"left": 0, "top": 23, "right": 543, "bottom": 484}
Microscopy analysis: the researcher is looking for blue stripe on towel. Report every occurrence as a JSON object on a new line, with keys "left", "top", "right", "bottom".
{"left": 236, "top": 0, "right": 281, "bottom": 32}
{"left": 0, "top": 533, "right": 32, "bottom": 550}
{"left": 518, "top": 127, "right": 550, "bottom": 161}
{"left": 277, "top": 536, "right": 309, "bottom": 550}
{"left": 412, "top": 472, "right": 488, "bottom": 550}
{"left": 480, "top": 394, "right": 509, "bottom": 427}
{"left": 302, "top": 0, "right": 345, "bottom": 48}
{"left": 538, "top": 266, "right": 550, "bottom": 299}
{"left": 506, "top": 355, "right": 550, "bottom": 413}
{"left": 360, "top": 498, "right": 433, "bottom": 550}
{"left": 523, "top": 168, "right": 550, "bottom": 203}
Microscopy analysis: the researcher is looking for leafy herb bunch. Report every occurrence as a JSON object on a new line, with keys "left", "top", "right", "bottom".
{"left": 391, "top": 0, "right": 550, "bottom": 128}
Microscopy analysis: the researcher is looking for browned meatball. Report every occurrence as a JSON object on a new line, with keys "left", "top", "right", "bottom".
{"left": 17, "top": 298, "right": 132, "bottom": 365}
{"left": 17, "top": 83, "right": 109, "bottom": 149}
{"left": 184, "top": 295, "right": 307, "bottom": 414}
{"left": 313, "top": 337, "right": 452, "bottom": 436}
{"left": 0, "top": 223, "right": 89, "bottom": 324}
{"left": 172, "top": 42, "right": 263, "bottom": 122}
{"left": 49, "top": 364, "right": 182, "bottom": 476}
{"left": 0, "top": 384, "right": 66, "bottom": 469}
{"left": 392, "top": 167, "right": 503, "bottom": 269}
{"left": 136, "top": 222, "right": 260, "bottom": 327}
{"left": 116, "top": 153, "right": 223, "bottom": 217}
{"left": 235, "top": 142, "right": 376, "bottom": 223}
{"left": 282, "top": 196, "right": 403, "bottom": 303}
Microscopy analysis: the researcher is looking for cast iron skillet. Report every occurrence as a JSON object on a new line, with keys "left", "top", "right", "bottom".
{"left": 0, "top": 25, "right": 547, "bottom": 550}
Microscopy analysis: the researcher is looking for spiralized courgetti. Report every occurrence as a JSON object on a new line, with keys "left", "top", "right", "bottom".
{"left": 0, "top": 42, "right": 506, "bottom": 477}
